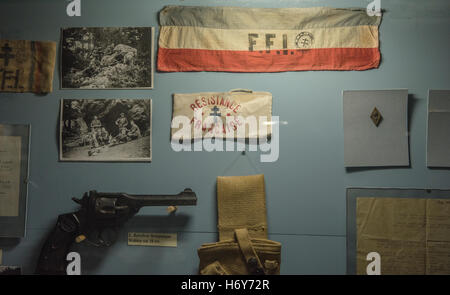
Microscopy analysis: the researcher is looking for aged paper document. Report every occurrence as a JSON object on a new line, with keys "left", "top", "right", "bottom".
{"left": 357, "top": 197, "right": 450, "bottom": 274}
{"left": 0, "top": 136, "right": 21, "bottom": 217}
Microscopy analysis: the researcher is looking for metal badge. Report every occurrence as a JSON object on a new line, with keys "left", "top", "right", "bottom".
{"left": 370, "top": 107, "right": 382, "bottom": 127}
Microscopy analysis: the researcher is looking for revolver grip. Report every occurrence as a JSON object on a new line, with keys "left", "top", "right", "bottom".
{"left": 35, "top": 213, "right": 80, "bottom": 275}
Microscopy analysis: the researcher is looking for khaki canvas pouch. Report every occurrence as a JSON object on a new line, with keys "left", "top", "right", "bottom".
{"left": 198, "top": 174, "right": 281, "bottom": 275}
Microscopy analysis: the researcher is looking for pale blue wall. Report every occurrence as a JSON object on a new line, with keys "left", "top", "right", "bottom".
{"left": 0, "top": 0, "right": 449, "bottom": 274}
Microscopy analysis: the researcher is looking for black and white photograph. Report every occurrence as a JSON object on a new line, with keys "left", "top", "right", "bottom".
{"left": 61, "top": 27, "right": 154, "bottom": 89}
{"left": 60, "top": 99, "right": 152, "bottom": 162}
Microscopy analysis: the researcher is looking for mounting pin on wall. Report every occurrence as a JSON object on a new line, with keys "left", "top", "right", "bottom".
{"left": 370, "top": 107, "right": 383, "bottom": 127}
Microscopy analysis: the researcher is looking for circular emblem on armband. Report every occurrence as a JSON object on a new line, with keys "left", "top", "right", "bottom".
{"left": 295, "top": 32, "right": 314, "bottom": 49}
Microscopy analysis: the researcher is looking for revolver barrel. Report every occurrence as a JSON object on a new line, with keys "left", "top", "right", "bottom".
{"left": 129, "top": 188, "right": 197, "bottom": 207}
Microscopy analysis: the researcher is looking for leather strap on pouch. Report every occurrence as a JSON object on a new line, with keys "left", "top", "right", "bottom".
{"left": 235, "top": 228, "right": 266, "bottom": 275}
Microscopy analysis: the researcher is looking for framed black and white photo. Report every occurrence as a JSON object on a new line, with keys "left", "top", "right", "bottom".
{"left": 61, "top": 27, "right": 154, "bottom": 89}
{"left": 60, "top": 99, "right": 152, "bottom": 162}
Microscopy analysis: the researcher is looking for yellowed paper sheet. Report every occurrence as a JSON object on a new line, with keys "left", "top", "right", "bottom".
{"left": 217, "top": 174, "right": 267, "bottom": 241}
{"left": 426, "top": 199, "right": 450, "bottom": 274}
{"left": 426, "top": 199, "right": 450, "bottom": 242}
{"left": 127, "top": 232, "right": 177, "bottom": 247}
{"left": 0, "top": 136, "right": 21, "bottom": 217}
{"left": 357, "top": 197, "right": 450, "bottom": 275}
{"left": 172, "top": 91, "right": 272, "bottom": 139}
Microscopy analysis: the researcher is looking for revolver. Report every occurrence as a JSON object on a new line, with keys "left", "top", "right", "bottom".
{"left": 35, "top": 188, "right": 197, "bottom": 275}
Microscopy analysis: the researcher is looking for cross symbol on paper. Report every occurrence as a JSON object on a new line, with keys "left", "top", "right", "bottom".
{"left": 210, "top": 106, "right": 221, "bottom": 123}
{"left": 0, "top": 43, "right": 15, "bottom": 67}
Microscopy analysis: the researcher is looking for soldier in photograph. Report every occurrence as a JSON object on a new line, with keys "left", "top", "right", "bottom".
{"left": 98, "top": 127, "right": 110, "bottom": 146}
{"left": 127, "top": 120, "right": 142, "bottom": 140}
{"left": 90, "top": 115, "right": 102, "bottom": 148}
{"left": 115, "top": 113, "right": 128, "bottom": 131}
{"left": 115, "top": 127, "right": 130, "bottom": 143}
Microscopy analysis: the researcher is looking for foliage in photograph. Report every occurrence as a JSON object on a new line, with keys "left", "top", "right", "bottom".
{"left": 61, "top": 27, "right": 153, "bottom": 89}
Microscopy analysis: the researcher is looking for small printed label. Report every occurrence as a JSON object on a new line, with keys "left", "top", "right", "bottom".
{"left": 128, "top": 232, "right": 177, "bottom": 247}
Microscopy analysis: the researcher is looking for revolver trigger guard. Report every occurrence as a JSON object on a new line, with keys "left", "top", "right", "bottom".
{"left": 99, "top": 228, "right": 118, "bottom": 247}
